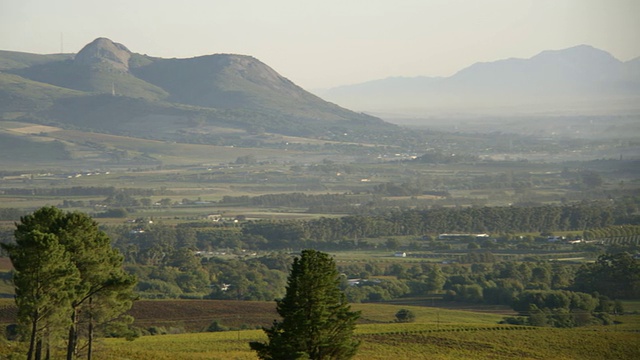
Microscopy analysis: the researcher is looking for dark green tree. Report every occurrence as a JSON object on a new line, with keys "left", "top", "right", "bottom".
{"left": 2, "top": 231, "right": 80, "bottom": 360}
{"left": 573, "top": 253, "right": 640, "bottom": 299}
{"left": 250, "top": 249, "right": 360, "bottom": 360}
{"left": 12, "top": 206, "right": 136, "bottom": 360}
{"left": 425, "top": 266, "right": 446, "bottom": 293}
{"left": 395, "top": 309, "right": 416, "bottom": 323}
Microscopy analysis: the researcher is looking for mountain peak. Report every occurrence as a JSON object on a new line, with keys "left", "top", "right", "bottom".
{"left": 532, "top": 44, "right": 618, "bottom": 64}
{"left": 74, "top": 37, "right": 131, "bottom": 71}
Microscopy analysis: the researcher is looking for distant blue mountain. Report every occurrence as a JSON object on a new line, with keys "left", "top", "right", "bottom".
{"left": 321, "top": 45, "right": 640, "bottom": 115}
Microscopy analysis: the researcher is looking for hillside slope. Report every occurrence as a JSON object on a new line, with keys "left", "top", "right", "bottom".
{"left": 2, "top": 37, "right": 390, "bottom": 139}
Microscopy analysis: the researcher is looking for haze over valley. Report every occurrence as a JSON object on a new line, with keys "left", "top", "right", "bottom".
{"left": 1, "top": 37, "right": 638, "bottom": 170}
{"left": 319, "top": 45, "right": 640, "bottom": 134}
{"left": 1, "top": 2, "right": 640, "bottom": 359}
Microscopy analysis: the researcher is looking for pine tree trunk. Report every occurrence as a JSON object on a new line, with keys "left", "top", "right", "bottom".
{"left": 66, "top": 307, "right": 77, "bottom": 360}
{"left": 43, "top": 329, "right": 51, "bottom": 360}
{"left": 45, "top": 336, "right": 51, "bottom": 360}
{"left": 66, "top": 324, "right": 75, "bottom": 360}
{"left": 27, "top": 315, "right": 38, "bottom": 360}
{"left": 87, "top": 297, "right": 93, "bottom": 360}
{"left": 35, "top": 338, "right": 42, "bottom": 360}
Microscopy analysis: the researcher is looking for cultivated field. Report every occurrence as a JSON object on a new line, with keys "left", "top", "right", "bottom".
{"left": 2, "top": 299, "right": 640, "bottom": 359}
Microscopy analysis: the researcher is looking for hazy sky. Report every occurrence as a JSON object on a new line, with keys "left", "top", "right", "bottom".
{"left": 1, "top": 0, "right": 638, "bottom": 89}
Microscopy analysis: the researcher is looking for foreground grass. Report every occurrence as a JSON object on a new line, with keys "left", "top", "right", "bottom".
{"left": 89, "top": 324, "right": 640, "bottom": 360}
{"left": 0, "top": 299, "right": 640, "bottom": 360}
{"left": 356, "top": 327, "right": 640, "bottom": 360}
{"left": 2, "top": 302, "right": 640, "bottom": 359}
{"left": 87, "top": 303, "right": 640, "bottom": 360}
{"left": 3, "top": 328, "right": 640, "bottom": 360}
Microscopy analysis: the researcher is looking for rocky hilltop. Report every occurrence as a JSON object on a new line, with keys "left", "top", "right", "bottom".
{"left": 74, "top": 37, "right": 132, "bottom": 71}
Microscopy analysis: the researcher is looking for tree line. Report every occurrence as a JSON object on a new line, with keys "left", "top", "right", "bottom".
{"left": 91, "top": 204, "right": 640, "bottom": 265}
{"left": 241, "top": 202, "right": 630, "bottom": 249}
{"left": 1, "top": 186, "right": 156, "bottom": 197}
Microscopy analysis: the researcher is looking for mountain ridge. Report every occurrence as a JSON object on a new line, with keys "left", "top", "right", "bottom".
{"left": 0, "top": 37, "right": 391, "bottom": 140}
{"left": 321, "top": 44, "right": 640, "bottom": 115}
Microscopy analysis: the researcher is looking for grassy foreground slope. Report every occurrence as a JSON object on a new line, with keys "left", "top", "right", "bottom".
{"left": 1, "top": 301, "right": 640, "bottom": 359}
{"left": 98, "top": 324, "right": 640, "bottom": 360}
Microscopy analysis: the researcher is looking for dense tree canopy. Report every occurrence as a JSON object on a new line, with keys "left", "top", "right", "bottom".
{"left": 241, "top": 203, "right": 621, "bottom": 249}
{"left": 573, "top": 253, "right": 640, "bottom": 299}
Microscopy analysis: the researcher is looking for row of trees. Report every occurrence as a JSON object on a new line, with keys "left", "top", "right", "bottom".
{"left": 583, "top": 225, "right": 640, "bottom": 240}
{"left": 2, "top": 207, "right": 136, "bottom": 360}
{"left": 1, "top": 186, "right": 156, "bottom": 197}
{"left": 242, "top": 203, "right": 624, "bottom": 248}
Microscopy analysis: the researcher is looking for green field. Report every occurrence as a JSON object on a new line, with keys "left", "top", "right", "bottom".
{"left": 89, "top": 305, "right": 640, "bottom": 360}
{"left": 32, "top": 326, "right": 630, "bottom": 360}
{"left": 2, "top": 300, "right": 640, "bottom": 359}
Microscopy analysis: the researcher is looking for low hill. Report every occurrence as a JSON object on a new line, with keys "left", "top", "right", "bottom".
{"left": 0, "top": 72, "right": 82, "bottom": 113}
{"left": 0, "top": 50, "right": 72, "bottom": 70}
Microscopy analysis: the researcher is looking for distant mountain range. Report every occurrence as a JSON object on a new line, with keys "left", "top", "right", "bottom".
{"left": 320, "top": 45, "right": 640, "bottom": 116}
{"left": 0, "top": 37, "right": 391, "bottom": 139}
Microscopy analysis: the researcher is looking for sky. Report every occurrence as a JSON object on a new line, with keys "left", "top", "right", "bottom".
{"left": 1, "top": 0, "right": 638, "bottom": 89}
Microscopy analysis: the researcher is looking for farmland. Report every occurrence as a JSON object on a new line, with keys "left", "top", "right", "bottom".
{"left": 1, "top": 111, "right": 639, "bottom": 359}
{"left": 96, "top": 328, "right": 640, "bottom": 360}
{"left": 1, "top": 34, "right": 640, "bottom": 359}
{"left": 3, "top": 299, "right": 638, "bottom": 359}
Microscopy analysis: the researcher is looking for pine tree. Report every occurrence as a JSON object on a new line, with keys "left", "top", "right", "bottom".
{"left": 250, "top": 250, "right": 360, "bottom": 360}
{"left": 11, "top": 206, "right": 136, "bottom": 360}
{"left": 3, "top": 230, "right": 80, "bottom": 360}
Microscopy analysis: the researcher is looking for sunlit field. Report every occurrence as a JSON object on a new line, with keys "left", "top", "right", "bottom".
{"left": 3, "top": 301, "right": 639, "bottom": 359}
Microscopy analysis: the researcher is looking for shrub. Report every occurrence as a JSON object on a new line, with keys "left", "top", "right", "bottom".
{"left": 395, "top": 309, "right": 416, "bottom": 323}
{"left": 206, "top": 320, "right": 229, "bottom": 332}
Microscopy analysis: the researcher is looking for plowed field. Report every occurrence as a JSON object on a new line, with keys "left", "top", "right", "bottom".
{"left": 128, "top": 299, "right": 278, "bottom": 332}
{"left": 0, "top": 299, "right": 279, "bottom": 332}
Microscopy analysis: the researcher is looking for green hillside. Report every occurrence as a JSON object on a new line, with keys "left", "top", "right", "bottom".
{"left": 12, "top": 60, "right": 168, "bottom": 100}
{"left": 0, "top": 37, "right": 393, "bottom": 145}
{"left": 0, "top": 133, "right": 70, "bottom": 162}
{"left": 0, "top": 50, "right": 72, "bottom": 70}
{"left": 132, "top": 53, "right": 380, "bottom": 123}
{"left": 0, "top": 72, "right": 81, "bottom": 114}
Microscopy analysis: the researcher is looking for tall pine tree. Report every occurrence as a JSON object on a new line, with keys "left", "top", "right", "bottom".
{"left": 10, "top": 206, "right": 136, "bottom": 360}
{"left": 250, "top": 249, "right": 360, "bottom": 360}
{"left": 3, "top": 231, "right": 80, "bottom": 360}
